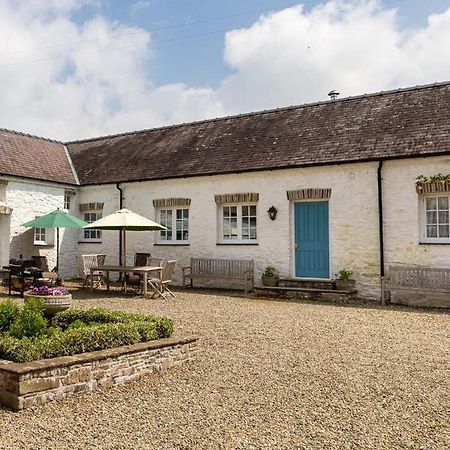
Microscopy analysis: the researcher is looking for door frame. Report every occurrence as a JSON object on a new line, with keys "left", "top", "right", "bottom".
{"left": 290, "top": 199, "right": 331, "bottom": 280}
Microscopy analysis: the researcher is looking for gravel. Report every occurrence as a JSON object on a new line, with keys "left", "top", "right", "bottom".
{"left": 0, "top": 286, "right": 449, "bottom": 449}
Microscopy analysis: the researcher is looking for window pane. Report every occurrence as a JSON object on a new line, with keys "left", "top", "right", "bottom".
{"left": 427, "top": 225, "right": 438, "bottom": 238}
{"left": 223, "top": 217, "right": 230, "bottom": 239}
{"left": 438, "top": 211, "right": 449, "bottom": 224}
{"left": 250, "top": 205, "right": 257, "bottom": 216}
{"left": 83, "top": 212, "right": 101, "bottom": 239}
{"left": 426, "top": 211, "right": 437, "bottom": 224}
{"left": 439, "top": 225, "right": 450, "bottom": 238}
{"left": 438, "top": 197, "right": 449, "bottom": 210}
{"left": 426, "top": 197, "right": 437, "bottom": 210}
{"left": 242, "top": 206, "right": 248, "bottom": 215}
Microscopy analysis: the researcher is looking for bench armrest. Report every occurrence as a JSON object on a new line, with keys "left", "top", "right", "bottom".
{"left": 181, "top": 266, "right": 191, "bottom": 273}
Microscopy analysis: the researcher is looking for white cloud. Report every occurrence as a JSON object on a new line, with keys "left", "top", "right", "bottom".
{"left": 217, "top": 0, "right": 450, "bottom": 112}
{"left": 0, "top": 0, "right": 449, "bottom": 141}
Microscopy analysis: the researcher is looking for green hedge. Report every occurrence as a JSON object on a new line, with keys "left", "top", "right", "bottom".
{"left": 0, "top": 305, "right": 173, "bottom": 363}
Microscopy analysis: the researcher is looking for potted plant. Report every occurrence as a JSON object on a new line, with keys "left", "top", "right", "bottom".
{"left": 261, "top": 266, "right": 280, "bottom": 287}
{"left": 335, "top": 268, "right": 356, "bottom": 291}
{"left": 24, "top": 285, "right": 72, "bottom": 315}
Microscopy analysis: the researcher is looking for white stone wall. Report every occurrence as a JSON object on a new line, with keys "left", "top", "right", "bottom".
{"left": 5, "top": 154, "right": 450, "bottom": 300}
{"left": 383, "top": 155, "right": 450, "bottom": 269}
{"left": 4, "top": 178, "right": 80, "bottom": 278}
{"left": 77, "top": 162, "right": 382, "bottom": 297}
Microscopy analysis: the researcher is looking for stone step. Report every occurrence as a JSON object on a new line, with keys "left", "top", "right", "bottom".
{"left": 278, "top": 277, "right": 336, "bottom": 290}
{"left": 254, "top": 285, "right": 357, "bottom": 303}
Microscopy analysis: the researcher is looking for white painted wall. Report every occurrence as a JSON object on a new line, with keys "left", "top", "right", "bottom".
{"left": 77, "top": 162, "right": 382, "bottom": 297}
{"left": 4, "top": 178, "right": 80, "bottom": 278}
{"left": 4, "top": 154, "right": 449, "bottom": 300}
{"left": 383, "top": 155, "right": 450, "bottom": 269}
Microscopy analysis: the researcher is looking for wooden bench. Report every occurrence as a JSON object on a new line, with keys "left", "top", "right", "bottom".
{"left": 381, "top": 265, "right": 450, "bottom": 307}
{"left": 182, "top": 258, "right": 254, "bottom": 295}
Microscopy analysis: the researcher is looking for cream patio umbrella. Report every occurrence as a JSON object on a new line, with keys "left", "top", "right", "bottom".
{"left": 83, "top": 208, "right": 166, "bottom": 266}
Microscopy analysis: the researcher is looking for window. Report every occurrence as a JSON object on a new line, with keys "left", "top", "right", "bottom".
{"left": 34, "top": 227, "right": 46, "bottom": 245}
{"left": 64, "top": 191, "right": 72, "bottom": 210}
{"left": 421, "top": 195, "right": 450, "bottom": 243}
{"left": 158, "top": 208, "right": 189, "bottom": 243}
{"left": 220, "top": 204, "right": 257, "bottom": 242}
{"left": 83, "top": 211, "right": 102, "bottom": 240}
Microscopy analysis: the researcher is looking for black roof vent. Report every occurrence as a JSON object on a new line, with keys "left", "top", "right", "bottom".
{"left": 328, "top": 90, "right": 340, "bottom": 100}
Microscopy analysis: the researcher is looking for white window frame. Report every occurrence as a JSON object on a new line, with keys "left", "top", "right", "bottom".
{"left": 157, "top": 207, "right": 189, "bottom": 244}
{"left": 419, "top": 194, "right": 450, "bottom": 244}
{"left": 64, "top": 191, "right": 72, "bottom": 210}
{"left": 82, "top": 211, "right": 102, "bottom": 242}
{"left": 34, "top": 227, "right": 47, "bottom": 245}
{"left": 218, "top": 203, "right": 258, "bottom": 244}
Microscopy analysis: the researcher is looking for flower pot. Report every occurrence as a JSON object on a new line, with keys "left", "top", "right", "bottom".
{"left": 24, "top": 293, "right": 72, "bottom": 315}
{"left": 335, "top": 279, "right": 356, "bottom": 291}
{"left": 262, "top": 276, "right": 279, "bottom": 287}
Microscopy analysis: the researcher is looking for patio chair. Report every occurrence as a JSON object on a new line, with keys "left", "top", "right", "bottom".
{"left": 82, "top": 254, "right": 106, "bottom": 289}
{"left": 124, "top": 253, "right": 151, "bottom": 290}
{"left": 7, "top": 259, "right": 42, "bottom": 297}
{"left": 147, "top": 260, "right": 177, "bottom": 299}
{"left": 32, "top": 256, "right": 57, "bottom": 286}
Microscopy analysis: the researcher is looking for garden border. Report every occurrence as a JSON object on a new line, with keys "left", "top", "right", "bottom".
{"left": 0, "top": 336, "right": 198, "bottom": 410}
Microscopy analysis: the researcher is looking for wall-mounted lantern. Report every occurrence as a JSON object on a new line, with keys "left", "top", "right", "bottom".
{"left": 267, "top": 206, "right": 278, "bottom": 221}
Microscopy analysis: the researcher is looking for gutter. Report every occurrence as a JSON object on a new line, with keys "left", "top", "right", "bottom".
{"left": 377, "top": 161, "right": 385, "bottom": 278}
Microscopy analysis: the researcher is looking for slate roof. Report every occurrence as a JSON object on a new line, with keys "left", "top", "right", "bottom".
{"left": 0, "top": 129, "right": 77, "bottom": 185}
{"left": 1, "top": 82, "right": 450, "bottom": 186}
{"left": 66, "top": 81, "right": 450, "bottom": 185}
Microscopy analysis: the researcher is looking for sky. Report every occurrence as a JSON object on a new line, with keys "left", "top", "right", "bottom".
{"left": 0, "top": 0, "right": 450, "bottom": 141}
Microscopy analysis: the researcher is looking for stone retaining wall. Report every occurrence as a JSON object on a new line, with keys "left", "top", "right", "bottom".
{"left": 0, "top": 336, "right": 198, "bottom": 411}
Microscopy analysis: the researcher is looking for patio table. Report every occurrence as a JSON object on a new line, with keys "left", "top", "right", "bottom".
{"left": 90, "top": 265, "right": 163, "bottom": 298}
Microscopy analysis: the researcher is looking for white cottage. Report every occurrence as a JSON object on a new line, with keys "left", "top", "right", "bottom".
{"left": 1, "top": 82, "right": 450, "bottom": 301}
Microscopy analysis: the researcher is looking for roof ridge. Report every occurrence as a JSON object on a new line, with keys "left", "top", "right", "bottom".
{"left": 0, "top": 127, "right": 63, "bottom": 144}
{"left": 65, "top": 79, "right": 450, "bottom": 145}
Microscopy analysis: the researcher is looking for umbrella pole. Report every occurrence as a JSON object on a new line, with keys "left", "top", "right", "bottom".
{"left": 56, "top": 227, "right": 59, "bottom": 274}
{"left": 123, "top": 228, "right": 127, "bottom": 266}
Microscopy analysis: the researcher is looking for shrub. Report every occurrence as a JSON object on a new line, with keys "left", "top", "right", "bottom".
{"left": 0, "top": 306, "right": 174, "bottom": 363}
{"left": 9, "top": 298, "right": 48, "bottom": 339}
{"left": 0, "top": 335, "right": 43, "bottom": 363}
{"left": 0, "top": 299, "right": 20, "bottom": 332}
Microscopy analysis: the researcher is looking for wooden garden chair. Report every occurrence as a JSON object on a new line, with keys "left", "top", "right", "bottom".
{"left": 147, "top": 260, "right": 177, "bottom": 299}
{"left": 123, "top": 252, "right": 151, "bottom": 290}
{"left": 82, "top": 254, "right": 106, "bottom": 289}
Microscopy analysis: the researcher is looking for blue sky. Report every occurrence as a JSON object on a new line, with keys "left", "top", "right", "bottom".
{"left": 73, "top": 0, "right": 450, "bottom": 88}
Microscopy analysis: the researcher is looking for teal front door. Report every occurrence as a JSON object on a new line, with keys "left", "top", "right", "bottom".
{"left": 294, "top": 201, "right": 329, "bottom": 278}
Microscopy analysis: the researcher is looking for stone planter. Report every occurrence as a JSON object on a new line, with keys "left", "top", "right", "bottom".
{"left": 262, "top": 276, "right": 279, "bottom": 287}
{"left": 335, "top": 279, "right": 356, "bottom": 291}
{"left": 0, "top": 336, "right": 198, "bottom": 410}
{"left": 24, "top": 293, "right": 72, "bottom": 315}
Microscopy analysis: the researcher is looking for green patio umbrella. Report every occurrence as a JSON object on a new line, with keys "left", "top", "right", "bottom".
{"left": 22, "top": 209, "right": 88, "bottom": 273}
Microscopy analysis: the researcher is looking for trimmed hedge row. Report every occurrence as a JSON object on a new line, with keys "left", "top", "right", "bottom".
{"left": 0, "top": 305, "right": 174, "bottom": 363}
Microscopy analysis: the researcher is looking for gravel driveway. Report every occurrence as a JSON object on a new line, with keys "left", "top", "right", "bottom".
{"left": 0, "top": 288, "right": 449, "bottom": 449}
